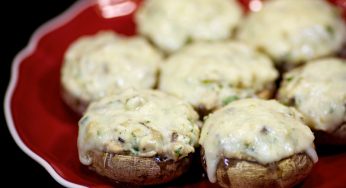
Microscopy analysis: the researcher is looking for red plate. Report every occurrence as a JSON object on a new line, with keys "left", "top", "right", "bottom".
{"left": 4, "top": 0, "right": 346, "bottom": 187}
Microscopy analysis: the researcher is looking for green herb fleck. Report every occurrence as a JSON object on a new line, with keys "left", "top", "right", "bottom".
{"left": 133, "top": 146, "right": 139, "bottom": 152}
{"left": 130, "top": 132, "right": 140, "bottom": 155}
{"left": 186, "top": 37, "right": 194, "bottom": 44}
{"left": 325, "top": 25, "right": 335, "bottom": 36}
{"left": 222, "top": 95, "right": 240, "bottom": 105}
{"left": 329, "top": 107, "right": 335, "bottom": 114}
{"left": 175, "top": 147, "right": 183, "bottom": 157}
{"left": 130, "top": 146, "right": 139, "bottom": 155}
{"left": 131, "top": 132, "right": 136, "bottom": 138}
{"left": 244, "top": 142, "right": 255, "bottom": 152}
{"left": 285, "top": 76, "right": 294, "bottom": 82}
{"left": 201, "top": 79, "right": 216, "bottom": 84}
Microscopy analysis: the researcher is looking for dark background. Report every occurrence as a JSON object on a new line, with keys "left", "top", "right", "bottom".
{"left": 2, "top": 1, "right": 345, "bottom": 187}
{"left": 1, "top": 1, "right": 76, "bottom": 187}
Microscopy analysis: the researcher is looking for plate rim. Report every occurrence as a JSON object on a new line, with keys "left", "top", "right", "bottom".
{"left": 4, "top": 0, "right": 95, "bottom": 187}
{"left": 5, "top": 0, "right": 346, "bottom": 187}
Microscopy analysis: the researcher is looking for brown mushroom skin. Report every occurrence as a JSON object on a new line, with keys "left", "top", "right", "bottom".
{"left": 314, "top": 123, "right": 346, "bottom": 145}
{"left": 256, "top": 85, "right": 276, "bottom": 100}
{"left": 201, "top": 149, "right": 314, "bottom": 188}
{"left": 88, "top": 152, "right": 192, "bottom": 185}
{"left": 61, "top": 85, "right": 88, "bottom": 115}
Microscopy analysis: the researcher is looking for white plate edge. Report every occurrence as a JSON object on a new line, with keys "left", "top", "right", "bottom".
{"left": 4, "top": 0, "right": 96, "bottom": 187}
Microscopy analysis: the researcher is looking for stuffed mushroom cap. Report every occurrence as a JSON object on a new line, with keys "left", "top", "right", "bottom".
{"left": 237, "top": 0, "right": 346, "bottom": 66}
{"left": 61, "top": 31, "right": 162, "bottom": 113}
{"left": 136, "top": 0, "right": 242, "bottom": 53}
{"left": 159, "top": 41, "right": 278, "bottom": 113}
{"left": 78, "top": 89, "right": 200, "bottom": 165}
{"left": 278, "top": 58, "right": 346, "bottom": 143}
{"left": 199, "top": 99, "right": 318, "bottom": 184}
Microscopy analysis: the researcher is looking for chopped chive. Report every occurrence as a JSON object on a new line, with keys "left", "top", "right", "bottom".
{"left": 325, "top": 25, "right": 335, "bottom": 36}
{"left": 201, "top": 79, "right": 216, "bottom": 84}
{"left": 174, "top": 147, "right": 183, "bottom": 157}
{"left": 133, "top": 146, "right": 139, "bottom": 152}
{"left": 222, "top": 95, "right": 240, "bottom": 106}
{"left": 285, "top": 76, "right": 294, "bottom": 82}
{"left": 329, "top": 107, "right": 335, "bottom": 114}
{"left": 244, "top": 142, "right": 255, "bottom": 152}
{"left": 186, "top": 37, "right": 194, "bottom": 44}
{"left": 131, "top": 132, "right": 136, "bottom": 138}
{"left": 130, "top": 146, "right": 139, "bottom": 155}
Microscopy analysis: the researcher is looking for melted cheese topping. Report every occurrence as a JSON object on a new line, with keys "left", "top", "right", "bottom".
{"left": 199, "top": 99, "right": 317, "bottom": 183}
{"left": 278, "top": 58, "right": 346, "bottom": 132}
{"left": 237, "top": 0, "right": 346, "bottom": 64}
{"left": 78, "top": 89, "right": 200, "bottom": 165}
{"left": 61, "top": 31, "right": 162, "bottom": 103}
{"left": 136, "top": 0, "right": 242, "bottom": 53}
{"left": 159, "top": 42, "right": 278, "bottom": 111}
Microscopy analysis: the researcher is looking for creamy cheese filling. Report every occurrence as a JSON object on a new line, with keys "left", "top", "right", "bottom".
{"left": 237, "top": 0, "right": 346, "bottom": 64}
{"left": 61, "top": 31, "right": 162, "bottom": 103}
{"left": 78, "top": 89, "right": 200, "bottom": 165}
{"left": 159, "top": 42, "right": 278, "bottom": 111}
{"left": 136, "top": 0, "right": 242, "bottom": 53}
{"left": 278, "top": 58, "right": 346, "bottom": 132}
{"left": 199, "top": 99, "right": 317, "bottom": 183}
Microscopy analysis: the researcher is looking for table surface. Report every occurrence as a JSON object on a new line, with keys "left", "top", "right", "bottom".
{"left": 1, "top": 1, "right": 75, "bottom": 187}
